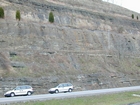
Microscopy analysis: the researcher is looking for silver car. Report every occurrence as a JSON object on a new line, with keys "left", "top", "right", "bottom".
{"left": 4, "top": 85, "right": 34, "bottom": 97}
{"left": 48, "top": 83, "right": 73, "bottom": 94}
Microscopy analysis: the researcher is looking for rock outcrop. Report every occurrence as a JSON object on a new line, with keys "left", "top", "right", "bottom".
{"left": 0, "top": 0, "right": 140, "bottom": 96}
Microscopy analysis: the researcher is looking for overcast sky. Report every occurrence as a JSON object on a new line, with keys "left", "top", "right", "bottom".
{"left": 102, "top": 0, "right": 140, "bottom": 13}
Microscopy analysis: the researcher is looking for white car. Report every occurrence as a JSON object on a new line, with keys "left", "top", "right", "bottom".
{"left": 4, "top": 85, "right": 34, "bottom": 97}
{"left": 48, "top": 83, "right": 73, "bottom": 94}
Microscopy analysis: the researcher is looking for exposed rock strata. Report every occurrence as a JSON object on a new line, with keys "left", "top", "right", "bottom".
{"left": 0, "top": 0, "right": 140, "bottom": 96}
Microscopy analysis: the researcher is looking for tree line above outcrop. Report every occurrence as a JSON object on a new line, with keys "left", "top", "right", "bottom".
{"left": 0, "top": 7, "right": 54, "bottom": 23}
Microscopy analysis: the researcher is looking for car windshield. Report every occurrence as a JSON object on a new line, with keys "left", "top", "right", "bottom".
{"left": 54, "top": 85, "right": 58, "bottom": 88}
{"left": 55, "top": 84, "right": 62, "bottom": 88}
{"left": 55, "top": 85, "right": 60, "bottom": 88}
{"left": 14, "top": 86, "right": 20, "bottom": 90}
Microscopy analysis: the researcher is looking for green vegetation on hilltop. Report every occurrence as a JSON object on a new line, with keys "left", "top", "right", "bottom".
{"left": 0, "top": 7, "right": 4, "bottom": 18}
{"left": 132, "top": 14, "right": 134, "bottom": 19}
{"left": 49, "top": 11, "right": 54, "bottom": 23}
{"left": 16, "top": 10, "right": 21, "bottom": 21}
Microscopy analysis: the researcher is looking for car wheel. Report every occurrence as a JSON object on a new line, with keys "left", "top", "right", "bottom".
{"left": 27, "top": 91, "right": 32, "bottom": 96}
{"left": 10, "top": 93, "right": 15, "bottom": 97}
{"left": 68, "top": 88, "right": 72, "bottom": 92}
{"left": 55, "top": 90, "right": 59, "bottom": 94}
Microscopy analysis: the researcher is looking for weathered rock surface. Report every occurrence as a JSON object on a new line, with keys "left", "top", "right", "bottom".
{"left": 0, "top": 0, "right": 140, "bottom": 96}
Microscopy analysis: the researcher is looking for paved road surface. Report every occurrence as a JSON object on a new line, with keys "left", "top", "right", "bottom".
{"left": 0, "top": 86, "right": 140, "bottom": 104}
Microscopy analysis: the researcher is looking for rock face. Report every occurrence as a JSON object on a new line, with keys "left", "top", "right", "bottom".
{"left": 0, "top": 0, "right": 140, "bottom": 96}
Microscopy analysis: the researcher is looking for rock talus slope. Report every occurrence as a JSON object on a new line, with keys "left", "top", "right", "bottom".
{"left": 0, "top": 0, "right": 140, "bottom": 95}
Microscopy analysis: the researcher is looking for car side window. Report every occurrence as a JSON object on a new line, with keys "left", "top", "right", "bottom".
{"left": 67, "top": 83, "right": 71, "bottom": 86}
{"left": 25, "top": 86, "right": 28, "bottom": 89}
{"left": 21, "top": 86, "right": 25, "bottom": 89}
{"left": 64, "top": 84, "right": 67, "bottom": 87}
{"left": 26, "top": 86, "right": 30, "bottom": 89}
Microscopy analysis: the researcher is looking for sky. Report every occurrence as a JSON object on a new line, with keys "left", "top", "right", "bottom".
{"left": 102, "top": 0, "right": 140, "bottom": 13}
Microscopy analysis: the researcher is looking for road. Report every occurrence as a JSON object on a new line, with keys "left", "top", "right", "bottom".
{"left": 0, "top": 86, "right": 140, "bottom": 104}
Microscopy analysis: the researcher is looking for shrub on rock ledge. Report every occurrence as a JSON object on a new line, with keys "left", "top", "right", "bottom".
{"left": 0, "top": 7, "right": 4, "bottom": 18}
{"left": 16, "top": 10, "right": 21, "bottom": 21}
{"left": 49, "top": 12, "right": 54, "bottom": 23}
{"left": 132, "top": 14, "right": 134, "bottom": 19}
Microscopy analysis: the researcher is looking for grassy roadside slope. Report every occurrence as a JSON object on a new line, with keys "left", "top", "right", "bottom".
{"left": 12, "top": 91, "right": 140, "bottom": 105}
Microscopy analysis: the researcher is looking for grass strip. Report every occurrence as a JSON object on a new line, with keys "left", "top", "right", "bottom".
{"left": 12, "top": 91, "right": 140, "bottom": 105}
